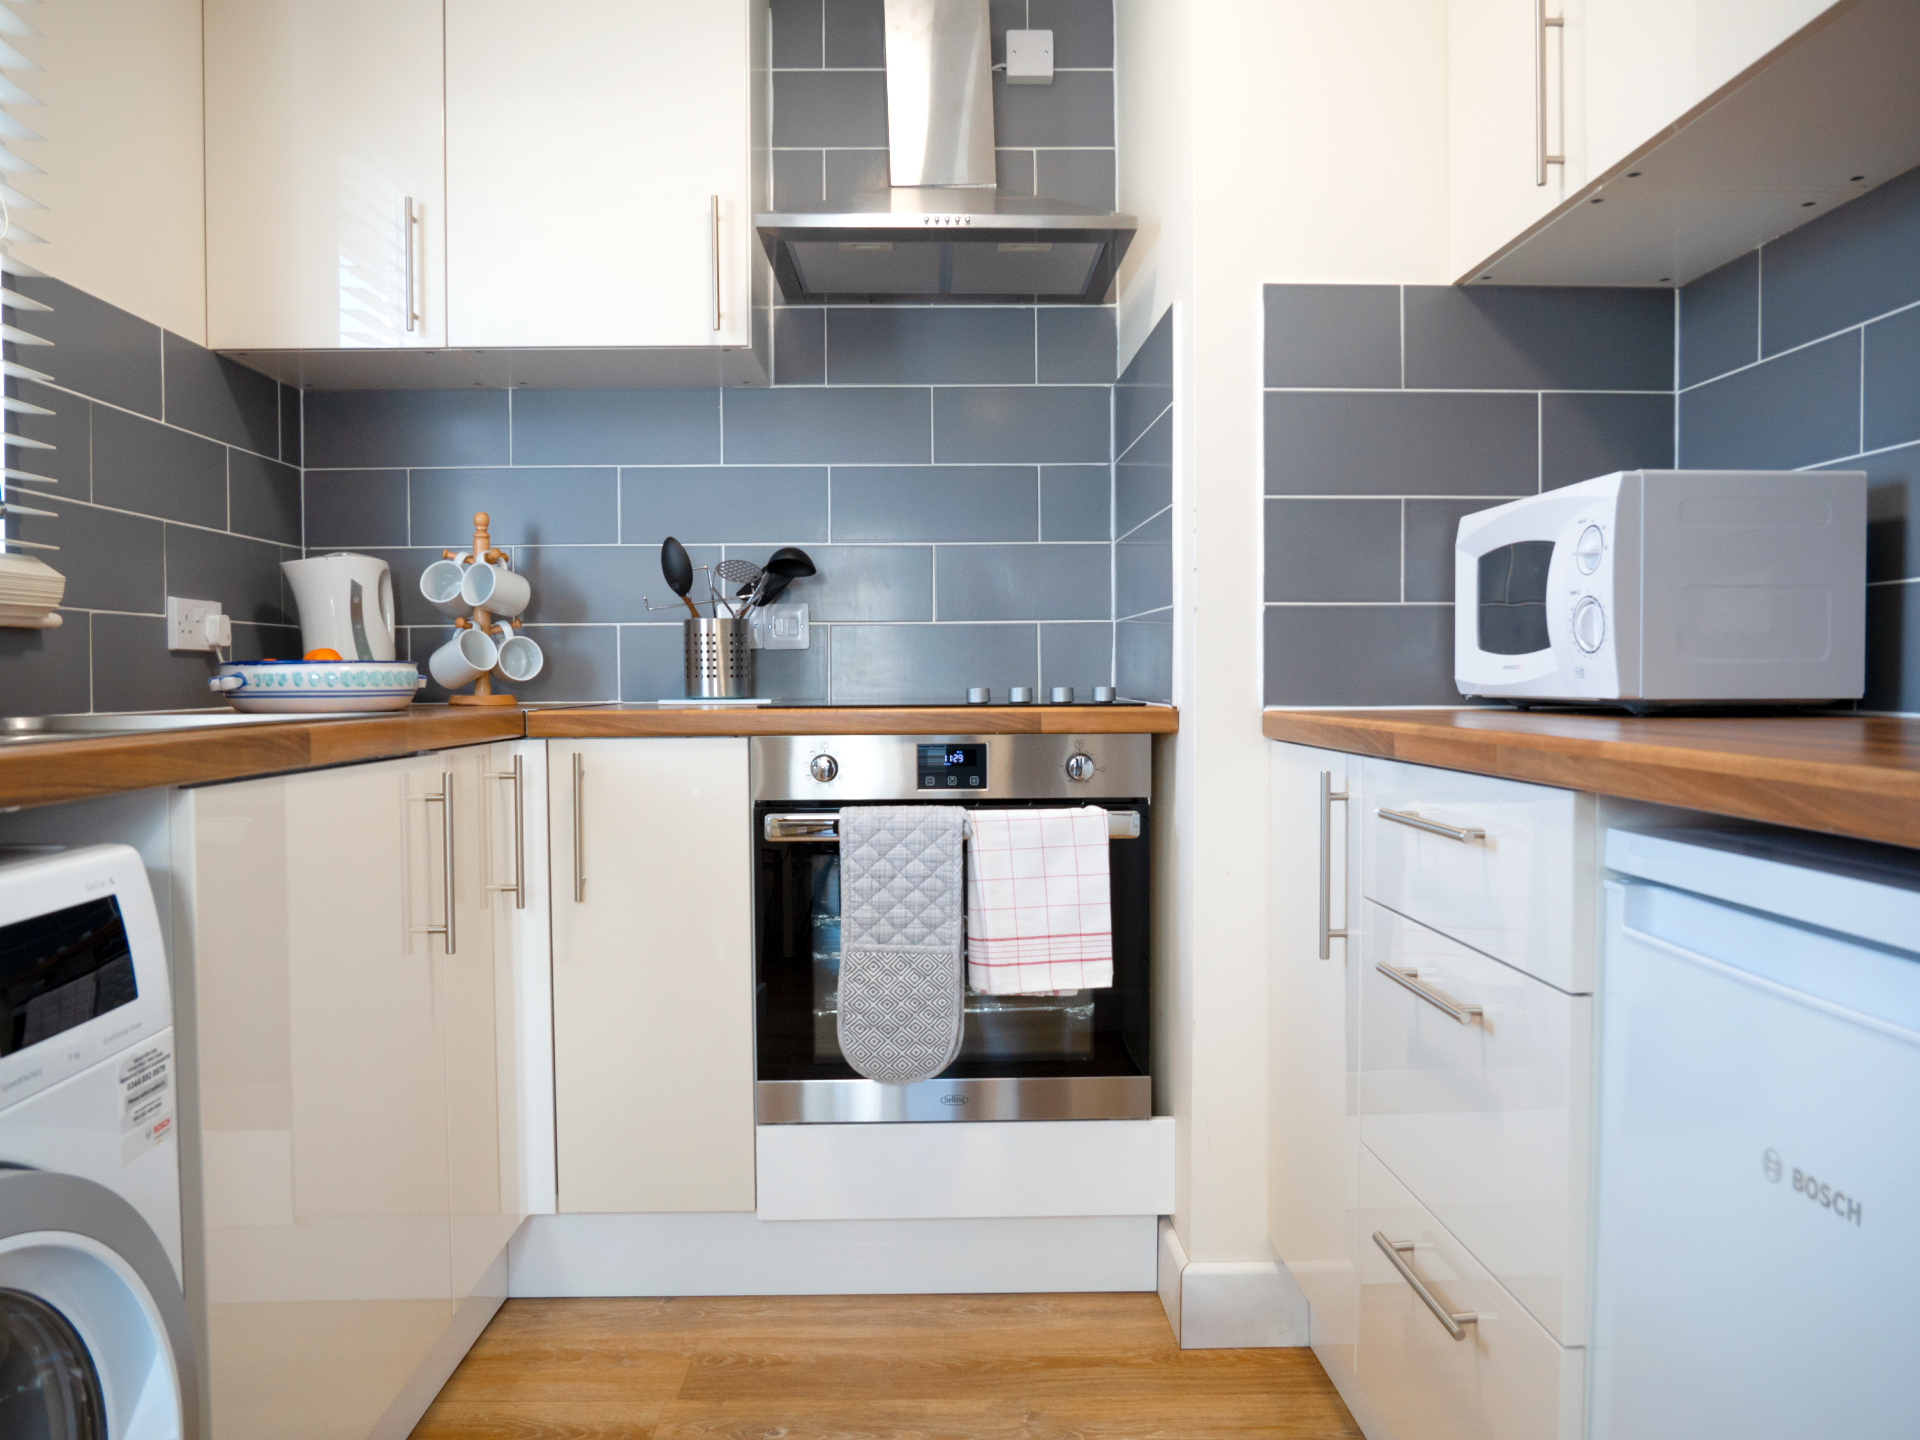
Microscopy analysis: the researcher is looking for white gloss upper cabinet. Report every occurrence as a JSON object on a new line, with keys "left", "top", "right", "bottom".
{"left": 204, "top": 0, "right": 446, "bottom": 349}
{"left": 444, "top": 0, "right": 766, "bottom": 349}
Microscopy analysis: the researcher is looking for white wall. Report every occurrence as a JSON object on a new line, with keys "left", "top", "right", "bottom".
{"left": 1117, "top": 0, "right": 1450, "bottom": 1331}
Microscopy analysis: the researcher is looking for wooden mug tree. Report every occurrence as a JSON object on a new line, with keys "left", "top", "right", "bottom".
{"left": 446, "top": 511, "right": 521, "bottom": 706}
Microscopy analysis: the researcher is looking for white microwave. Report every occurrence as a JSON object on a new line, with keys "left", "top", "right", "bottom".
{"left": 1454, "top": 470, "right": 1866, "bottom": 709}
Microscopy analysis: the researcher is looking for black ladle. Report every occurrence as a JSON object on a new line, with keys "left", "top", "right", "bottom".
{"left": 660, "top": 537, "right": 701, "bottom": 618}
{"left": 752, "top": 546, "right": 816, "bottom": 607}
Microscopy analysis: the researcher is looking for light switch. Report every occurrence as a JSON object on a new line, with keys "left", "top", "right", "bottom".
{"left": 748, "top": 603, "right": 809, "bottom": 650}
{"left": 1005, "top": 29, "right": 1054, "bottom": 85}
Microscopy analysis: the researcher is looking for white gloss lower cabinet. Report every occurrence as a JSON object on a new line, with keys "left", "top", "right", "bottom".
{"left": 549, "top": 738, "right": 756, "bottom": 1214}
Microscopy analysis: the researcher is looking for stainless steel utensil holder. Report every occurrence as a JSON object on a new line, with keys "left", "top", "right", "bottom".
{"left": 685, "top": 616, "right": 754, "bottom": 698}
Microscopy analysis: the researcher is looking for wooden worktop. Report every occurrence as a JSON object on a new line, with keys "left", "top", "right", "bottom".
{"left": 0, "top": 708, "right": 526, "bottom": 812}
{"left": 1263, "top": 708, "right": 1920, "bottom": 849}
{"left": 525, "top": 704, "right": 1180, "bottom": 738}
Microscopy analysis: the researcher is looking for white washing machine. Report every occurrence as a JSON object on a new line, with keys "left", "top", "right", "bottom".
{"left": 0, "top": 845, "right": 196, "bottom": 1440}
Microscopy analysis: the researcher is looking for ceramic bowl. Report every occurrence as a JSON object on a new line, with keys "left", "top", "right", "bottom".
{"left": 210, "top": 659, "right": 425, "bottom": 713}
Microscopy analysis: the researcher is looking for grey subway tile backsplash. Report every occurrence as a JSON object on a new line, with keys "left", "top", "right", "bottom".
{"left": 1678, "top": 332, "right": 1861, "bottom": 470}
{"left": 619, "top": 624, "right": 686, "bottom": 702}
{"left": 773, "top": 150, "right": 825, "bottom": 209}
{"left": 1264, "top": 499, "right": 1400, "bottom": 603}
{"left": 507, "top": 547, "right": 653, "bottom": 625}
{"left": 772, "top": 70, "right": 888, "bottom": 147}
{"left": 1265, "top": 285, "right": 1401, "bottom": 390}
{"left": 621, "top": 466, "right": 830, "bottom": 545}
{"left": 304, "top": 389, "right": 509, "bottom": 469}
{"left": 756, "top": 633, "right": 834, "bottom": 702}
{"left": 766, "top": 544, "right": 934, "bottom": 622}
{"left": 92, "top": 406, "right": 228, "bottom": 530}
{"left": 1541, "top": 392, "right": 1674, "bottom": 489}
{"left": 512, "top": 389, "right": 720, "bottom": 465}
{"left": 1116, "top": 614, "right": 1170, "bottom": 704}
{"left": 1264, "top": 605, "right": 1457, "bottom": 707}
{"left": 34, "top": 503, "right": 164, "bottom": 616}
{"left": 1115, "top": 521, "right": 1171, "bottom": 618}
{"left": 771, "top": 0, "right": 823, "bottom": 67}
{"left": 823, "top": 0, "right": 885, "bottom": 66}
{"left": 164, "top": 526, "right": 294, "bottom": 628}
{"left": 829, "top": 623, "right": 1040, "bottom": 704}
{"left": 409, "top": 467, "right": 619, "bottom": 548}
{"left": 1033, "top": 150, "right": 1116, "bottom": 213}
{"left": 1864, "top": 306, "right": 1920, "bottom": 453}
{"left": 278, "top": 383, "right": 302, "bottom": 466}
{"left": 775, "top": 309, "right": 828, "bottom": 385}
{"left": 228, "top": 451, "right": 303, "bottom": 547}
{"left": 1835, "top": 441, "right": 1920, "bottom": 584}
{"left": 823, "top": 149, "right": 891, "bottom": 202}
{"left": 0, "top": 625, "right": 90, "bottom": 715}
{"left": 1759, "top": 164, "right": 1920, "bottom": 356}
{"left": 994, "top": 149, "right": 1036, "bottom": 197}
{"left": 1038, "top": 308, "right": 1117, "bottom": 383}
{"left": 1402, "top": 286, "right": 1673, "bottom": 392}
{"left": 725, "top": 386, "right": 932, "bottom": 464}
{"left": 830, "top": 466, "right": 1038, "bottom": 542}
{"left": 1029, "top": 0, "right": 1117, "bottom": 65}
{"left": 7, "top": 380, "right": 89, "bottom": 491}
{"left": 994, "top": 70, "right": 1115, "bottom": 147}
{"left": 936, "top": 543, "right": 1110, "bottom": 622}
{"left": 162, "top": 331, "right": 280, "bottom": 457}
{"left": 1403, "top": 499, "right": 1498, "bottom": 603}
{"left": 14, "top": 277, "right": 161, "bottom": 419}
{"left": 934, "top": 386, "right": 1110, "bottom": 464}
{"left": 1264, "top": 391, "right": 1537, "bottom": 497}
{"left": 89, "top": 615, "right": 229, "bottom": 713}
{"left": 1040, "top": 622, "right": 1115, "bottom": 697}
{"left": 828, "top": 308, "right": 1035, "bottom": 385}
{"left": 305, "top": 471, "right": 409, "bottom": 550}
{"left": 1040, "top": 465, "right": 1110, "bottom": 541}
{"left": 1864, "top": 582, "right": 1920, "bottom": 713}
{"left": 1115, "top": 314, "right": 1172, "bottom": 460}
{"left": 1679, "top": 251, "right": 1759, "bottom": 388}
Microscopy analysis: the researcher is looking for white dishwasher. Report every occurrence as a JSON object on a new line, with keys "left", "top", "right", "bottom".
{"left": 1595, "top": 827, "right": 1920, "bottom": 1440}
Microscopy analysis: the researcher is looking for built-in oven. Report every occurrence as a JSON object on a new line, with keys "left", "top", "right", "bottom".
{"left": 750, "top": 733, "right": 1151, "bottom": 1123}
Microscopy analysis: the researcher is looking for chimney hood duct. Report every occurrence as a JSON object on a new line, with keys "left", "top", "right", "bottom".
{"left": 755, "top": 0, "right": 1135, "bottom": 304}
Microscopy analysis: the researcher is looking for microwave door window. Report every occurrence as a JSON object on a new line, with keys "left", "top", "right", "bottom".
{"left": 1478, "top": 541, "right": 1555, "bottom": 655}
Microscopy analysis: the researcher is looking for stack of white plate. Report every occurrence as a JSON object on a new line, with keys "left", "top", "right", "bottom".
{"left": 0, "top": 552, "right": 65, "bottom": 628}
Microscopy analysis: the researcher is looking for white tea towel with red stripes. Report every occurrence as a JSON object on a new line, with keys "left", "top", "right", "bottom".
{"left": 965, "top": 806, "right": 1113, "bottom": 995}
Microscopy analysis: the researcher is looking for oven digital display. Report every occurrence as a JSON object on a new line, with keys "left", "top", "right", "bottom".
{"left": 917, "top": 743, "right": 986, "bottom": 790}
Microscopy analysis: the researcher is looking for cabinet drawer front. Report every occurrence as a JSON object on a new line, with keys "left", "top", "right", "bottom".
{"left": 1360, "top": 1146, "right": 1582, "bottom": 1440}
{"left": 1361, "top": 902, "right": 1591, "bottom": 1345}
{"left": 1363, "top": 759, "right": 1592, "bottom": 991}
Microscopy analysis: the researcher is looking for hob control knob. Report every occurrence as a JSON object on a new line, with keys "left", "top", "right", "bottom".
{"left": 1065, "top": 753, "right": 1096, "bottom": 782}
{"left": 809, "top": 754, "right": 838, "bottom": 783}
{"left": 1573, "top": 597, "right": 1606, "bottom": 654}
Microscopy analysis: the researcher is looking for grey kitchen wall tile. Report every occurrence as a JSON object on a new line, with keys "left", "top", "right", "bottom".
{"left": 776, "top": 309, "right": 827, "bottom": 384}
{"left": 1678, "top": 332, "right": 1861, "bottom": 470}
{"left": 513, "top": 389, "right": 719, "bottom": 465}
{"left": 24, "top": 502, "right": 163, "bottom": 615}
{"left": 988, "top": 0, "right": 1028, "bottom": 59}
{"left": 935, "top": 386, "right": 1109, "bottom": 463}
{"left": 1040, "top": 465, "right": 1109, "bottom": 540}
{"left": 772, "top": 70, "right": 887, "bottom": 147}
{"left": 622, "top": 466, "right": 829, "bottom": 544}
{"left": 305, "top": 470, "right": 408, "bottom": 549}
{"left": 1403, "top": 286, "right": 1673, "bottom": 391}
{"left": 995, "top": 149, "right": 1036, "bottom": 196}
{"left": 1542, "top": 392, "right": 1674, "bottom": 489}
{"left": 1825, "top": 440, "right": 1920, "bottom": 583}
{"left": 0, "top": 623, "right": 90, "bottom": 716}
{"left": 1264, "top": 605, "right": 1458, "bottom": 706}
{"left": 1115, "top": 407, "right": 1170, "bottom": 534}
{"left": 229, "top": 451, "right": 302, "bottom": 547}
{"left": 1265, "top": 285, "right": 1401, "bottom": 390}
{"left": 619, "top": 623, "right": 688, "bottom": 702}
{"left": 829, "top": 622, "right": 1039, "bottom": 703}
{"left": 1679, "top": 251, "right": 1759, "bottom": 388}
{"left": 831, "top": 465, "right": 1037, "bottom": 541}
{"left": 6, "top": 380, "right": 89, "bottom": 491}
{"left": 165, "top": 526, "right": 294, "bottom": 628}
{"left": 828, "top": 308, "right": 1035, "bottom": 385}
{"left": 410, "top": 467, "right": 619, "bottom": 547}
{"left": 304, "top": 389, "right": 508, "bottom": 469}
{"left": 1762, "top": 163, "right": 1920, "bottom": 356}
{"left": 92, "top": 407, "right": 227, "bottom": 529}
{"left": 161, "top": 332, "right": 278, "bottom": 456}
{"left": 1038, "top": 307, "right": 1116, "bottom": 383}
{"left": 376, "top": 548, "right": 464, "bottom": 628}
{"left": 1265, "top": 391, "right": 1537, "bottom": 497}
{"left": 1115, "top": 527, "right": 1171, "bottom": 616}
{"left": 1115, "top": 307, "right": 1172, "bottom": 456}
{"left": 226, "top": 622, "right": 302, "bottom": 664}
{"left": 1404, "top": 498, "right": 1502, "bottom": 602}
{"left": 14, "top": 277, "right": 161, "bottom": 419}
{"left": 773, "top": 0, "right": 824, "bottom": 66}
{"left": 774, "top": 149, "right": 825, "bottom": 209}
{"left": 1116, "top": 614, "right": 1171, "bottom": 704}
{"left": 510, "top": 546, "right": 651, "bottom": 624}
{"left": 90, "top": 615, "right": 225, "bottom": 712}
{"left": 1864, "top": 581, "right": 1919, "bottom": 713}
{"left": 1265, "top": 498, "right": 1401, "bottom": 603}
{"left": 1864, "top": 305, "right": 1920, "bottom": 452}
{"left": 1029, "top": 0, "right": 1116, "bottom": 67}
{"left": 416, "top": 623, "right": 618, "bottom": 704}
{"left": 279, "top": 383, "right": 301, "bottom": 466}
{"left": 995, "top": 70, "right": 1113, "bottom": 147}
{"left": 937, "top": 542, "right": 1108, "bottom": 621}
{"left": 1040, "top": 621, "right": 1114, "bottom": 696}
{"left": 824, "top": 0, "right": 885, "bottom": 66}
{"left": 758, "top": 630, "right": 833, "bottom": 702}
{"left": 824, "top": 149, "right": 891, "bottom": 201}
{"left": 725, "top": 386, "right": 932, "bottom": 463}
{"left": 1033, "top": 150, "right": 1116, "bottom": 213}
{"left": 747, "top": 543, "right": 931, "bottom": 621}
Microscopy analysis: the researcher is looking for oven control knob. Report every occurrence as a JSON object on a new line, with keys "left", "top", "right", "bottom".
{"left": 1573, "top": 597, "right": 1606, "bottom": 653}
{"left": 1065, "top": 753, "right": 1096, "bottom": 782}
{"left": 809, "top": 754, "right": 838, "bottom": 783}
{"left": 1574, "top": 524, "right": 1605, "bottom": 574}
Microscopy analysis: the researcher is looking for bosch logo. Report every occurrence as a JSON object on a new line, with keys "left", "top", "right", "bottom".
{"left": 939, "top": 1094, "right": 971, "bottom": 1107}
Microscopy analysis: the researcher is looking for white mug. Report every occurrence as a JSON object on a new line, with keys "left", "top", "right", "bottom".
{"left": 493, "top": 630, "right": 544, "bottom": 683}
{"left": 461, "top": 560, "right": 531, "bottom": 618}
{"left": 419, "top": 559, "right": 469, "bottom": 618}
{"left": 428, "top": 627, "right": 498, "bottom": 690}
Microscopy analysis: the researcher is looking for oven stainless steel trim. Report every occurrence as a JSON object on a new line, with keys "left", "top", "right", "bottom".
{"left": 763, "top": 808, "right": 1140, "bottom": 841}
{"left": 755, "top": 1074, "right": 1151, "bottom": 1123}
{"left": 749, "top": 733, "right": 1149, "bottom": 803}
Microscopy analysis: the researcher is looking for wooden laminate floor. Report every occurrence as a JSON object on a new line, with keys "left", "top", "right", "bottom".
{"left": 408, "top": 1294, "right": 1362, "bottom": 1439}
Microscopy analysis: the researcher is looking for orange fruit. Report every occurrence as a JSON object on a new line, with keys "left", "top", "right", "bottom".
{"left": 304, "top": 648, "right": 343, "bottom": 661}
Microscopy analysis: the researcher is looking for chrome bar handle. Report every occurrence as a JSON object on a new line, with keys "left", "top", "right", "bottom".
{"left": 1377, "top": 964, "right": 1484, "bottom": 1025}
{"left": 403, "top": 196, "right": 418, "bottom": 332}
{"left": 762, "top": 810, "right": 1142, "bottom": 842}
{"left": 571, "top": 751, "right": 585, "bottom": 903}
{"left": 1373, "top": 1232, "right": 1477, "bottom": 1339}
{"left": 1319, "top": 772, "right": 1348, "bottom": 960}
{"left": 1536, "top": 0, "right": 1565, "bottom": 186}
{"left": 709, "top": 194, "right": 721, "bottom": 332}
{"left": 1377, "top": 807, "right": 1485, "bottom": 843}
{"left": 485, "top": 753, "right": 525, "bottom": 909}
{"left": 409, "top": 775, "right": 455, "bottom": 952}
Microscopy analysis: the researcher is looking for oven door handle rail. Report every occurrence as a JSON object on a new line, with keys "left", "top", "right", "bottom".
{"left": 762, "top": 810, "right": 1142, "bottom": 842}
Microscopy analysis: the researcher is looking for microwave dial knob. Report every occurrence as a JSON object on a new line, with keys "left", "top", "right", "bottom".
{"left": 1573, "top": 597, "right": 1607, "bottom": 653}
{"left": 1575, "top": 525, "right": 1605, "bottom": 575}
{"left": 1065, "top": 753, "right": 1096, "bottom": 782}
{"left": 809, "top": 754, "right": 838, "bottom": 783}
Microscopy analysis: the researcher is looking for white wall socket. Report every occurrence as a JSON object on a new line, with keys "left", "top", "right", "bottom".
{"left": 167, "top": 596, "right": 231, "bottom": 652}
{"left": 748, "top": 603, "right": 809, "bottom": 650}
{"left": 1005, "top": 29, "right": 1054, "bottom": 84}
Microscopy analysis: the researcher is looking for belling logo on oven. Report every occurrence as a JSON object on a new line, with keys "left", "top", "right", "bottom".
{"left": 940, "top": 1093, "right": 970, "bottom": 1107}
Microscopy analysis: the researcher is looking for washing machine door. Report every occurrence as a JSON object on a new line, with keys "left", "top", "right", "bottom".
{"left": 0, "top": 1171, "right": 197, "bottom": 1440}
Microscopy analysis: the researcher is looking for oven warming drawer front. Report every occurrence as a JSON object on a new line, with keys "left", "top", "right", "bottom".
{"left": 755, "top": 1074, "right": 1151, "bottom": 1123}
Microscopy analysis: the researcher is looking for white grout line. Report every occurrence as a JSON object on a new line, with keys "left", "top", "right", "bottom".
{"left": 1859, "top": 328, "right": 1867, "bottom": 454}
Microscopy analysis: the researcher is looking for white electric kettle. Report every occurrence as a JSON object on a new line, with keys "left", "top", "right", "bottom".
{"left": 281, "top": 553, "right": 397, "bottom": 661}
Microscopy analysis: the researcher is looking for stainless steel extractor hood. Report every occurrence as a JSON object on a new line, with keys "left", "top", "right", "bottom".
{"left": 755, "top": 0, "right": 1135, "bottom": 303}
